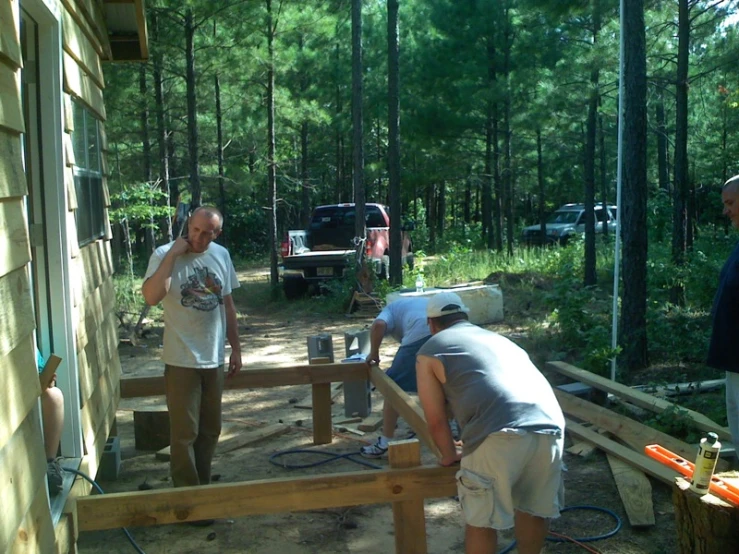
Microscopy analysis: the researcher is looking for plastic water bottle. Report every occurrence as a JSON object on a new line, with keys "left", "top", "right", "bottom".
{"left": 415, "top": 274, "right": 424, "bottom": 293}
{"left": 690, "top": 432, "right": 721, "bottom": 495}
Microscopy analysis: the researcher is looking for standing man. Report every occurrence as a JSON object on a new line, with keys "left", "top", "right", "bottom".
{"left": 416, "top": 292, "right": 565, "bottom": 554}
{"left": 708, "top": 175, "right": 739, "bottom": 460}
{"left": 360, "top": 296, "right": 431, "bottom": 458}
{"left": 142, "top": 206, "right": 242, "bottom": 491}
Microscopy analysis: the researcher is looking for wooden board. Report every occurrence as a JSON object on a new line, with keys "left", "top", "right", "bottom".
{"left": 0, "top": 61, "right": 23, "bottom": 134}
{"left": 76, "top": 464, "right": 459, "bottom": 531}
{"left": 62, "top": 6, "right": 105, "bottom": 89}
{"left": 62, "top": 52, "right": 105, "bottom": 121}
{"left": 60, "top": 0, "right": 106, "bottom": 58}
{"left": 0, "top": 131, "right": 27, "bottom": 199}
{"left": 294, "top": 383, "right": 343, "bottom": 409}
{"left": 369, "top": 365, "right": 441, "bottom": 459}
{"left": 548, "top": 361, "right": 732, "bottom": 442}
{"left": 9, "top": 478, "right": 55, "bottom": 554}
{"left": 0, "top": 0, "right": 21, "bottom": 69}
{"left": 358, "top": 413, "right": 384, "bottom": 432}
{"left": 565, "top": 419, "right": 676, "bottom": 486}
{"left": 606, "top": 454, "right": 655, "bottom": 527}
{"left": 155, "top": 423, "right": 290, "bottom": 461}
{"left": 388, "top": 440, "right": 427, "bottom": 554}
{"left": 554, "top": 389, "right": 728, "bottom": 472}
{"left": 0, "top": 411, "right": 47, "bottom": 553}
{"left": 0, "top": 334, "right": 40, "bottom": 453}
{"left": 120, "top": 362, "right": 370, "bottom": 398}
{"left": 0, "top": 265, "right": 35, "bottom": 360}
{"left": 0, "top": 197, "right": 31, "bottom": 279}
{"left": 38, "top": 354, "right": 62, "bottom": 392}
{"left": 134, "top": 408, "right": 169, "bottom": 451}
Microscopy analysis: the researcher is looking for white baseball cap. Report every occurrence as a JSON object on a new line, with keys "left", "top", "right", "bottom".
{"left": 426, "top": 292, "right": 470, "bottom": 319}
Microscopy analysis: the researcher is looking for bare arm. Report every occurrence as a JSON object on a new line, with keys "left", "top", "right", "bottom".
{"left": 141, "top": 237, "right": 190, "bottom": 305}
{"left": 224, "top": 294, "right": 242, "bottom": 377}
{"left": 368, "top": 319, "right": 387, "bottom": 365}
{"left": 416, "top": 354, "right": 460, "bottom": 466}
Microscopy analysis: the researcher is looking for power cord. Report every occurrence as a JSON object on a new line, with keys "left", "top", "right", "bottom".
{"left": 65, "top": 468, "right": 147, "bottom": 554}
{"left": 269, "top": 448, "right": 382, "bottom": 470}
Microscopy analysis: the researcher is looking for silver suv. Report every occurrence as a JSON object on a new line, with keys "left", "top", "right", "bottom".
{"left": 522, "top": 203, "right": 617, "bottom": 245}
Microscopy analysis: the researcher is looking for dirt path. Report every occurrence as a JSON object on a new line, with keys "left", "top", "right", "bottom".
{"left": 78, "top": 269, "right": 680, "bottom": 553}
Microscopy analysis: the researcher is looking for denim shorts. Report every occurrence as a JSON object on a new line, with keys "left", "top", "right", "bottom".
{"left": 456, "top": 431, "right": 564, "bottom": 530}
{"left": 385, "top": 335, "right": 431, "bottom": 393}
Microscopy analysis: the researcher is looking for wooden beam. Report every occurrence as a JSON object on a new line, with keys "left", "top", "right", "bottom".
{"left": 312, "top": 383, "right": 333, "bottom": 445}
{"left": 38, "top": 354, "right": 62, "bottom": 391}
{"left": 119, "top": 362, "right": 370, "bottom": 398}
{"left": 369, "top": 365, "right": 441, "bottom": 459}
{"left": 548, "top": 361, "right": 732, "bottom": 442}
{"left": 565, "top": 419, "right": 676, "bottom": 485}
{"left": 76, "top": 465, "right": 458, "bottom": 531}
{"left": 606, "top": 454, "right": 655, "bottom": 527}
{"left": 388, "top": 440, "right": 428, "bottom": 554}
{"left": 554, "top": 389, "right": 728, "bottom": 472}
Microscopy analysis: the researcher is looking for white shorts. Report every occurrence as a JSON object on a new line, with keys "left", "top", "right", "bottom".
{"left": 456, "top": 431, "right": 565, "bottom": 530}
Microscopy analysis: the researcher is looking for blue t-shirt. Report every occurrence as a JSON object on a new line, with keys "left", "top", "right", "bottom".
{"left": 37, "top": 349, "right": 46, "bottom": 374}
{"left": 708, "top": 241, "right": 739, "bottom": 373}
{"left": 377, "top": 297, "right": 430, "bottom": 346}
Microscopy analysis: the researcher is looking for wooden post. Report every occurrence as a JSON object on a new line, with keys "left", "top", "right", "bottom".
{"left": 388, "top": 439, "right": 427, "bottom": 554}
{"left": 673, "top": 477, "right": 739, "bottom": 553}
{"left": 310, "top": 356, "right": 333, "bottom": 445}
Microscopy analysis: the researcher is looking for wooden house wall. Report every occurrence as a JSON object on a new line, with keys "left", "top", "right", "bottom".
{"left": 0, "top": 0, "right": 118, "bottom": 551}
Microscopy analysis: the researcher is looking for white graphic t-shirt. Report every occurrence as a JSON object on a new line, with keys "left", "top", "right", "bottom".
{"left": 144, "top": 241, "right": 240, "bottom": 368}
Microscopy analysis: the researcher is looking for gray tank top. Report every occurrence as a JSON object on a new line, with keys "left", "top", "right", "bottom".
{"left": 418, "top": 321, "right": 565, "bottom": 456}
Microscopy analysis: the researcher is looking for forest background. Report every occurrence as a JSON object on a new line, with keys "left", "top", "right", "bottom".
{"left": 106, "top": 0, "right": 739, "bottom": 431}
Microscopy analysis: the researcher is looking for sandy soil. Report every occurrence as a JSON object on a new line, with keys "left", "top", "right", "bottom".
{"left": 77, "top": 268, "right": 681, "bottom": 553}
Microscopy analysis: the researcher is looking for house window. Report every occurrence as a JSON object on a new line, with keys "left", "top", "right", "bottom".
{"left": 71, "top": 102, "right": 105, "bottom": 245}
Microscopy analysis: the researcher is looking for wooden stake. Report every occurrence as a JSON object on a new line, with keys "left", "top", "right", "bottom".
{"left": 311, "top": 357, "right": 333, "bottom": 445}
{"left": 388, "top": 440, "right": 427, "bottom": 554}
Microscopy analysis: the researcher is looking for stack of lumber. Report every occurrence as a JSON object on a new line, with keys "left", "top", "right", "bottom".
{"left": 347, "top": 291, "right": 383, "bottom": 317}
{"left": 547, "top": 361, "right": 732, "bottom": 528}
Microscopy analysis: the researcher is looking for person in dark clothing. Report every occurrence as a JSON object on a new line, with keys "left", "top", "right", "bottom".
{"left": 707, "top": 174, "right": 739, "bottom": 456}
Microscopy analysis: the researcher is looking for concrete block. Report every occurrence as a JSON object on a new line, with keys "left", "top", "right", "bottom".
{"left": 98, "top": 436, "right": 121, "bottom": 481}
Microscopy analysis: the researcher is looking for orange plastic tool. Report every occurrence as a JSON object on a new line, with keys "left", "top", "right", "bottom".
{"left": 645, "top": 444, "right": 739, "bottom": 506}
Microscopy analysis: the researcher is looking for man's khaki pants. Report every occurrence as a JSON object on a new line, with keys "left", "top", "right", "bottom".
{"left": 164, "top": 365, "right": 224, "bottom": 487}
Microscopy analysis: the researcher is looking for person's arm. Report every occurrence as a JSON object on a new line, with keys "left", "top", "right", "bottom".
{"left": 224, "top": 294, "right": 242, "bottom": 377}
{"left": 416, "top": 354, "right": 460, "bottom": 466}
{"left": 141, "top": 238, "right": 190, "bottom": 305}
{"left": 368, "top": 319, "right": 387, "bottom": 365}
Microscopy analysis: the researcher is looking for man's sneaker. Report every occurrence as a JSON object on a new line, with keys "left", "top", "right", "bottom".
{"left": 47, "top": 459, "right": 63, "bottom": 496}
{"left": 360, "top": 437, "right": 389, "bottom": 459}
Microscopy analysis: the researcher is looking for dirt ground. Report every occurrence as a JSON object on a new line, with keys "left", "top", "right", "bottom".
{"left": 77, "top": 268, "right": 681, "bottom": 554}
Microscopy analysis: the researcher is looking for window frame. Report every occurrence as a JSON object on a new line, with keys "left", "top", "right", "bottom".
{"left": 71, "top": 102, "right": 105, "bottom": 246}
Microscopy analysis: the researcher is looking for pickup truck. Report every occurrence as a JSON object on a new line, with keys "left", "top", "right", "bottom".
{"left": 280, "top": 203, "right": 413, "bottom": 299}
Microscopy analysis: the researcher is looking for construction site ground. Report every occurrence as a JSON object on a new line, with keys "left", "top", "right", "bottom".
{"left": 77, "top": 267, "right": 687, "bottom": 554}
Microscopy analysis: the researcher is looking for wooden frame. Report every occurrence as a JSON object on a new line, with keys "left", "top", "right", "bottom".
{"left": 102, "top": 360, "right": 450, "bottom": 553}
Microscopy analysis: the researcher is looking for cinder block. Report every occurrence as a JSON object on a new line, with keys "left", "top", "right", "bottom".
{"left": 98, "top": 436, "right": 121, "bottom": 481}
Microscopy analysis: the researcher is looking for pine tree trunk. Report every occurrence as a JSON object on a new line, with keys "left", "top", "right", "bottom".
{"left": 185, "top": 8, "right": 201, "bottom": 208}
{"left": 620, "top": 0, "right": 649, "bottom": 372}
{"left": 152, "top": 13, "right": 172, "bottom": 242}
{"left": 483, "top": 26, "right": 495, "bottom": 249}
{"left": 266, "top": 0, "right": 278, "bottom": 289}
{"left": 387, "top": 0, "right": 402, "bottom": 285}
{"left": 584, "top": 68, "right": 599, "bottom": 286}
{"left": 599, "top": 112, "right": 610, "bottom": 240}
{"left": 502, "top": 5, "right": 513, "bottom": 256}
{"left": 351, "top": 0, "right": 365, "bottom": 246}
{"left": 656, "top": 89, "right": 669, "bottom": 192}
{"left": 537, "top": 128, "right": 546, "bottom": 242}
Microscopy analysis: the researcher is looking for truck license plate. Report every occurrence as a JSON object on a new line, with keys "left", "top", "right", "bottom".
{"left": 317, "top": 267, "right": 333, "bottom": 276}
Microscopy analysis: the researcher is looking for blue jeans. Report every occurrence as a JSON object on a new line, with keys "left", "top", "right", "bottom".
{"left": 385, "top": 336, "right": 431, "bottom": 393}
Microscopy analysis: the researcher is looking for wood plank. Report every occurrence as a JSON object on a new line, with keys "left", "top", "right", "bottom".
{"left": 156, "top": 423, "right": 290, "bottom": 461}
{"left": 65, "top": 165, "right": 78, "bottom": 210}
{"left": 312, "top": 383, "right": 333, "bottom": 445}
{"left": 548, "top": 361, "right": 732, "bottom": 442}
{"left": 388, "top": 440, "right": 427, "bottom": 554}
{"left": 10, "top": 479, "right": 55, "bottom": 554}
{"left": 0, "top": 265, "right": 35, "bottom": 359}
{"left": 62, "top": 6, "right": 105, "bottom": 89}
{"left": 38, "top": 354, "right": 62, "bottom": 391}
{"left": 294, "top": 383, "right": 343, "bottom": 409}
{"left": 554, "top": 389, "right": 728, "bottom": 472}
{"left": 0, "top": 61, "right": 23, "bottom": 133}
{"left": 0, "top": 0, "right": 21, "bottom": 69}
{"left": 62, "top": 52, "right": 105, "bottom": 121}
{"left": 76, "top": 464, "right": 459, "bottom": 532}
{"left": 565, "top": 419, "right": 676, "bottom": 485}
{"left": 0, "top": 333, "right": 40, "bottom": 452}
{"left": 0, "top": 131, "right": 27, "bottom": 199}
{"left": 0, "top": 411, "right": 47, "bottom": 553}
{"left": 73, "top": 0, "right": 110, "bottom": 57}
{"left": 0, "top": 197, "right": 31, "bottom": 279}
{"left": 63, "top": 132, "right": 75, "bottom": 167}
{"left": 369, "top": 365, "right": 441, "bottom": 459}
{"left": 60, "top": 0, "right": 105, "bottom": 58}
{"left": 54, "top": 504, "right": 79, "bottom": 554}
{"left": 80, "top": 364, "right": 116, "bottom": 452}
{"left": 358, "top": 414, "right": 384, "bottom": 432}
{"left": 606, "top": 454, "right": 655, "bottom": 527}
{"left": 120, "top": 362, "right": 371, "bottom": 398}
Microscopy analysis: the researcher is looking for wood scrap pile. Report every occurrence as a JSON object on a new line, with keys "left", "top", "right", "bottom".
{"left": 547, "top": 361, "right": 732, "bottom": 528}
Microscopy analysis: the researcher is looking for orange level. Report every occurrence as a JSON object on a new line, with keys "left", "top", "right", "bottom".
{"left": 645, "top": 444, "right": 739, "bottom": 506}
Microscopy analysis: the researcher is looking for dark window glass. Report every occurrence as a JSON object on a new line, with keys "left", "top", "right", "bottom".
{"left": 71, "top": 102, "right": 104, "bottom": 246}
